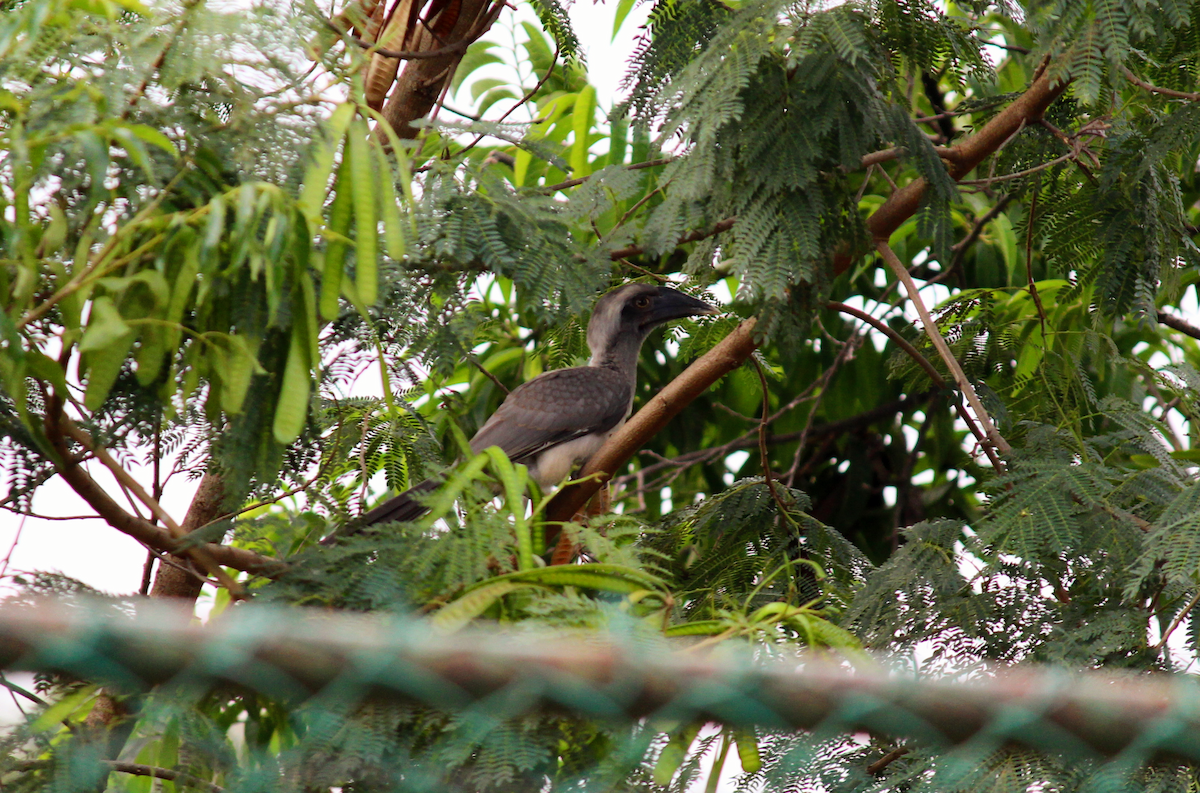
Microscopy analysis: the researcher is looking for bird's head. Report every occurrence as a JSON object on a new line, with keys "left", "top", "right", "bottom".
{"left": 587, "top": 284, "right": 717, "bottom": 366}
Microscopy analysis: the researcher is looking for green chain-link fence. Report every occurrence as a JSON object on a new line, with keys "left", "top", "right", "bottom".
{"left": 3, "top": 598, "right": 1200, "bottom": 792}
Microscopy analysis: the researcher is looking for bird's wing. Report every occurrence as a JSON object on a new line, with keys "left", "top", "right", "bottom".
{"left": 469, "top": 367, "right": 632, "bottom": 463}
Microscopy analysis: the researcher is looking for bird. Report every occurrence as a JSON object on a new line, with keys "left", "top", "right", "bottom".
{"left": 326, "top": 283, "right": 716, "bottom": 541}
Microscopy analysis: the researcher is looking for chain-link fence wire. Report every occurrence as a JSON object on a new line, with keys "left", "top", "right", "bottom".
{"left": 2, "top": 598, "right": 1200, "bottom": 792}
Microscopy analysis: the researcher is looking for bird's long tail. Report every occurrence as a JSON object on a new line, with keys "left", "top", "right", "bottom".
{"left": 320, "top": 478, "right": 439, "bottom": 545}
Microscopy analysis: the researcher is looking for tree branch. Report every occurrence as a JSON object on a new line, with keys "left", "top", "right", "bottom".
{"left": 57, "top": 419, "right": 247, "bottom": 599}
{"left": 606, "top": 217, "right": 736, "bottom": 261}
{"left": 827, "top": 301, "right": 1002, "bottom": 470}
{"left": 875, "top": 242, "right": 1011, "bottom": 461}
{"left": 105, "top": 761, "right": 224, "bottom": 793}
{"left": 540, "top": 158, "right": 674, "bottom": 193}
{"left": 947, "top": 194, "right": 1013, "bottom": 275}
{"left": 40, "top": 408, "right": 282, "bottom": 578}
{"left": 1120, "top": 65, "right": 1200, "bottom": 102}
{"left": 539, "top": 74, "right": 1073, "bottom": 536}
{"left": 330, "top": 16, "right": 488, "bottom": 60}
{"left": 863, "top": 68, "right": 1071, "bottom": 254}
{"left": 613, "top": 391, "right": 934, "bottom": 492}
{"left": 1158, "top": 311, "right": 1200, "bottom": 340}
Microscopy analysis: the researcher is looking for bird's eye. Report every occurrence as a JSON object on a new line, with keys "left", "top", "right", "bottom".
{"left": 634, "top": 296, "right": 651, "bottom": 309}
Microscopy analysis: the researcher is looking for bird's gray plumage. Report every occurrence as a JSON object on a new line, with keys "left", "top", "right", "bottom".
{"left": 326, "top": 284, "right": 715, "bottom": 541}
{"left": 469, "top": 366, "right": 632, "bottom": 464}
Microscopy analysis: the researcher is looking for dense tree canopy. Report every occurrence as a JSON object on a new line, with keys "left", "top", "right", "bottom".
{"left": 6, "top": 0, "right": 1200, "bottom": 790}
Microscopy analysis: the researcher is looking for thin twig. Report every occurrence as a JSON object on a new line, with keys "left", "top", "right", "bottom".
{"left": 0, "top": 674, "right": 47, "bottom": 708}
{"left": 606, "top": 217, "right": 736, "bottom": 261}
{"left": 867, "top": 746, "right": 911, "bottom": 775}
{"left": 1154, "top": 589, "right": 1200, "bottom": 653}
{"left": 958, "top": 151, "right": 1074, "bottom": 186}
{"left": 874, "top": 242, "right": 1011, "bottom": 460}
{"left": 947, "top": 194, "right": 1014, "bottom": 277}
{"left": 540, "top": 158, "right": 674, "bottom": 192}
{"left": 123, "top": 1, "right": 197, "bottom": 118}
{"left": 138, "top": 542, "right": 217, "bottom": 587}
{"left": 616, "top": 258, "right": 673, "bottom": 283}
{"left": 0, "top": 513, "right": 26, "bottom": 580}
{"left": 0, "top": 505, "right": 107, "bottom": 522}
{"left": 828, "top": 301, "right": 1002, "bottom": 470}
{"left": 1120, "top": 65, "right": 1200, "bottom": 102}
{"left": 468, "top": 355, "right": 510, "bottom": 394}
{"left": 450, "top": 32, "right": 559, "bottom": 162}
{"left": 617, "top": 391, "right": 933, "bottom": 496}
{"left": 784, "top": 334, "right": 861, "bottom": 486}
{"left": 1025, "top": 190, "right": 1047, "bottom": 337}
{"left": 16, "top": 166, "right": 195, "bottom": 330}
{"left": 105, "top": 761, "right": 225, "bottom": 793}
{"left": 751, "top": 358, "right": 791, "bottom": 518}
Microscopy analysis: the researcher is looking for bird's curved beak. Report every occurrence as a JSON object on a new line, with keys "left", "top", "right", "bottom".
{"left": 646, "top": 287, "right": 719, "bottom": 328}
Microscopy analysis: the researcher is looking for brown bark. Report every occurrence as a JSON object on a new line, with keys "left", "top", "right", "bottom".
{"left": 864, "top": 69, "right": 1071, "bottom": 247}
{"left": 45, "top": 447, "right": 280, "bottom": 577}
{"left": 149, "top": 472, "right": 227, "bottom": 600}
{"left": 381, "top": 0, "right": 496, "bottom": 139}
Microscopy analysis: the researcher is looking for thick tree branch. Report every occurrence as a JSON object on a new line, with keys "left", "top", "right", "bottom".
{"left": 1158, "top": 311, "right": 1200, "bottom": 340}
{"left": 41, "top": 411, "right": 282, "bottom": 578}
{"left": 381, "top": 0, "right": 499, "bottom": 139}
{"left": 330, "top": 17, "right": 487, "bottom": 60}
{"left": 863, "top": 69, "right": 1071, "bottom": 253}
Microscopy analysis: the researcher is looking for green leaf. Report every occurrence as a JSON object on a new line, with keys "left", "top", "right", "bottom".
{"left": 482, "top": 446, "right": 533, "bottom": 569}
{"left": 299, "top": 103, "right": 356, "bottom": 221}
{"left": 432, "top": 581, "right": 532, "bottom": 634}
{"left": 272, "top": 323, "right": 311, "bottom": 445}
{"left": 115, "top": 122, "right": 177, "bottom": 156}
{"left": 348, "top": 117, "right": 378, "bottom": 306}
{"left": 612, "top": 0, "right": 637, "bottom": 40}
{"left": 733, "top": 729, "right": 761, "bottom": 774}
{"left": 452, "top": 42, "right": 503, "bottom": 92}
{"left": 216, "top": 335, "right": 261, "bottom": 414}
{"left": 570, "top": 85, "right": 596, "bottom": 177}
{"left": 457, "top": 564, "right": 666, "bottom": 599}
{"left": 79, "top": 296, "right": 131, "bottom": 353}
{"left": 663, "top": 620, "right": 727, "bottom": 637}
{"left": 470, "top": 77, "right": 511, "bottom": 102}
{"left": 320, "top": 152, "right": 353, "bottom": 321}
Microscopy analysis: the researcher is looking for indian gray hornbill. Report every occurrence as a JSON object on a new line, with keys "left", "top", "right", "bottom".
{"left": 326, "top": 283, "right": 716, "bottom": 541}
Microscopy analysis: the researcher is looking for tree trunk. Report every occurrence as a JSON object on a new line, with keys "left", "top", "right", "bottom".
{"left": 148, "top": 471, "right": 227, "bottom": 601}
{"left": 382, "top": 0, "right": 495, "bottom": 139}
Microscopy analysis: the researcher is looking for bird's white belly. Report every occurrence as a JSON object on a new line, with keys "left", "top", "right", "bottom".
{"left": 527, "top": 421, "right": 624, "bottom": 489}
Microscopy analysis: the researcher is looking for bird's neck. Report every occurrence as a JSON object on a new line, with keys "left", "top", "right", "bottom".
{"left": 588, "top": 333, "right": 644, "bottom": 380}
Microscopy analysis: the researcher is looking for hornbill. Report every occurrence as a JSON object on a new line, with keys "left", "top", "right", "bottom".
{"left": 325, "top": 283, "right": 716, "bottom": 541}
